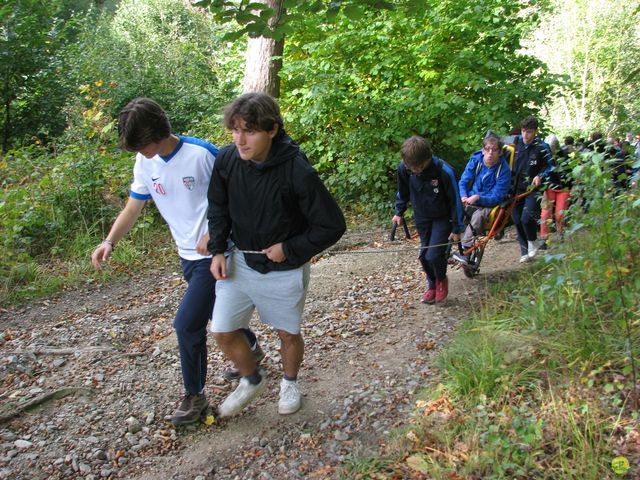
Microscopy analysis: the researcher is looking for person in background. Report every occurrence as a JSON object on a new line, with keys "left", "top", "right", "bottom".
{"left": 393, "top": 135, "right": 464, "bottom": 304}
{"left": 454, "top": 132, "right": 511, "bottom": 268}
{"left": 540, "top": 134, "right": 573, "bottom": 242}
{"left": 510, "top": 116, "right": 553, "bottom": 263}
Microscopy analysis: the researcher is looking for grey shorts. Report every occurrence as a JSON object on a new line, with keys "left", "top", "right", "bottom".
{"left": 211, "top": 251, "right": 311, "bottom": 334}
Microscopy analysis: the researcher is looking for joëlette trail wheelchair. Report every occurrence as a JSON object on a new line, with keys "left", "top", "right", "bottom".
{"left": 452, "top": 188, "right": 535, "bottom": 278}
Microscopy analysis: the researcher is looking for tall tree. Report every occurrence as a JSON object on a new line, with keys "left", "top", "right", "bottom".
{"left": 242, "top": 0, "right": 284, "bottom": 95}
{"left": 530, "top": 0, "right": 640, "bottom": 135}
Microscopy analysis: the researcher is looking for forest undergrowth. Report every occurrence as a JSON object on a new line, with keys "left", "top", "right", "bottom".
{"left": 342, "top": 154, "right": 640, "bottom": 479}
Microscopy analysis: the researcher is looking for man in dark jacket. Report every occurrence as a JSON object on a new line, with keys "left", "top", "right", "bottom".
{"left": 511, "top": 116, "right": 553, "bottom": 263}
{"left": 207, "top": 92, "right": 346, "bottom": 418}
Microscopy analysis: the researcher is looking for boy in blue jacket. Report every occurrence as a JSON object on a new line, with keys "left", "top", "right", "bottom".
{"left": 454, "top": 132, "right": 511, "bottom": 266}
{"left": 393, "top": 135, "right": 464, "bottom": 304}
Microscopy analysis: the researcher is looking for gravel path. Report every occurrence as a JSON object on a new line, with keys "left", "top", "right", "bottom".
{"left": 0, "top": 229, "right": 521, "bottom": 479}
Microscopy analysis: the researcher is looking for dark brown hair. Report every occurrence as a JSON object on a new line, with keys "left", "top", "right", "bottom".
{"left": 223, "top": 92, "right": 284, "bottom": 133}
{"left": 118, "top": 97, "right": 171, "bottom": 151}
{"left": 520, "top": 115, "right": 539, "bottom": 130}
{"left": 400, "top": 135, "right": 432, "bottom": 169}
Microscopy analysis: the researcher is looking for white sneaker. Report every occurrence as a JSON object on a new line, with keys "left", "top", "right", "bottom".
{"left": 519, "top": 254, "right": 530, "bottom": 263}
{"left": 218, "top": 374, "right": 267, "bottom": 418}
{"left": 527, "top": 240, "right": 540, "bottom": 258}
{"left": 278, "top": 379, "right": 301, "bottom": 415}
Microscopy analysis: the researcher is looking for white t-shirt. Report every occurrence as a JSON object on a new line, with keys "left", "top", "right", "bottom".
{"left": 130, "top": 136, "right": 217, "bottom": 260}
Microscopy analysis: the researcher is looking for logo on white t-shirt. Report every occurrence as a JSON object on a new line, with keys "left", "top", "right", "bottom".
{"left": 182, "top": 176, "right": 195, "bottom": 191}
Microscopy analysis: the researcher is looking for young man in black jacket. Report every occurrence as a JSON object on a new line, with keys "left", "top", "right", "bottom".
{"left": 511, "top": 116, "right": 553, "bottom": 263}
{"left": 207, "top": 93, "right": 346, "bottom": 418}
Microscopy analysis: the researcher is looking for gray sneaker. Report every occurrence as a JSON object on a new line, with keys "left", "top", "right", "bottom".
{"left": 453, "top": 252, "right": 470, "bottom": 266}
{"left": 170, "top": 393, "right": 208, "bottom": 426}
{"left": 218, "top": 372, "right": 267, "bottom": 418}
{"left": 223, "top": 343, "right": 266, "bottom": 381}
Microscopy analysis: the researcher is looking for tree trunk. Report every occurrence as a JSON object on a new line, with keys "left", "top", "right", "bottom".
{"left": 242, "top": 0, "right": 284, "bottom": 97}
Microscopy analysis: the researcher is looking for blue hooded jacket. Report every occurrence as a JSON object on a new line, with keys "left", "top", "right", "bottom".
{"left": 458, "top": 150, "right": 511, "bottom": 208}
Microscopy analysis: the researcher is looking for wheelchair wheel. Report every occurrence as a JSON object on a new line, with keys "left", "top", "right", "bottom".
{"left": 462, "top": 244, "right": 485, "bottom": 278}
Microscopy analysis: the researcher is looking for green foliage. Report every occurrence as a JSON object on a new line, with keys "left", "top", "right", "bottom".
{"left": 0, "top": 84, "right": 163, "bottom": 303}
{"left": 280, "top": 2, "right": 555, "bottom": 212}
{"left": 532, "top": 0, "right": 640, "bottom": 136}
{"left": 0, "top": 0, "right": 96, "bottom": 150}
{"left": 63, "top": 0, "right": 243, "bottom": 140}
{"left": 196, "top": 0, "right": 398, "bottom": 41}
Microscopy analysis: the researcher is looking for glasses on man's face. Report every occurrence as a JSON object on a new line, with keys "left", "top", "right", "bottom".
{"left": 483, "top": 146, "right": 500, "bottom": 153}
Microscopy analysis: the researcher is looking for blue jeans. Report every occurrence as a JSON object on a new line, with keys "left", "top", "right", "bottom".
{"left": 417, "top": 217, "right": 451, "bottom": 289}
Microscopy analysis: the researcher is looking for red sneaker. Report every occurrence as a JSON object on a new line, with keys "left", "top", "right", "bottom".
{"left": 435, "top": 277, "right": 449, "bottom": 303}
{"left": 421, "top": 288, "right": 436, "bottom": 304}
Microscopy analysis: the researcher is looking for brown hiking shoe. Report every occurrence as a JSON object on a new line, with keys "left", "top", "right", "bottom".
{"left": 170, "top": 393, "right": 208, "bottom": 426}
{"left": 222, "top": 343, "right": 266, "bottom": 381}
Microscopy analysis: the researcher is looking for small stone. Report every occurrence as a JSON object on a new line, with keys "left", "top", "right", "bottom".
{"left": 126, "top": 417, "right": 142, "bottom": 434}
{"left": 145, "top": 412, "right": 155, "bottom": 425}
{"left": 1, "top": 432, "right": 17, "bottom": 442}
{"left": 93, "top": 450, "right": 107, "bottom": 461}
{"left": 53, "top": 358, "right": 66, "bottom": 368}
{"left": 334, "top": 430, "right": 349, "bottom": 441}
{"left": 124, "top": 433, "right": 139, "bottom": 446}
{"left": 79, "top": 463, "right": 91, "bottom": 475}
{"left": 94, "top": 373, "right": 104, "bottom": 382}
{"left": 14, "top": 440, "right": 32, "bottom": 449}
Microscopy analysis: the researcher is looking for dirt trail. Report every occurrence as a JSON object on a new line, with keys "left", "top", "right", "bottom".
{"left": 0, "top": 230, "right": 522, "bottom": 480}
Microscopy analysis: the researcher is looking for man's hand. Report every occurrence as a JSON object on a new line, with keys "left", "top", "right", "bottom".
{"left": 465, "top": 194, "right": 480, "bottom": 205}
{"left": 91, "top": 242, "right": 112, "bottom": 270}
{"left": 196, "top": 233, "right": 210, "bottom": 256}
{"left": 392, "top": 215, "right": 404, "bottom": 226}
{"left": 263, "top": 243, "right": 286, "bottom": 263}
{"left": 449, "top": 232, "right": 460, "bottom": 243}
{"left": 210, "top": 254, "right": 227, "bottom": 280}
{"left": 532, "top": 175, "right": 542, "bottom": 187}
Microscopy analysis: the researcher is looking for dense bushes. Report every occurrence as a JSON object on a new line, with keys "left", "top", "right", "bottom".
{"left": 281, "top": 0, "right": 554, "bottom": 210}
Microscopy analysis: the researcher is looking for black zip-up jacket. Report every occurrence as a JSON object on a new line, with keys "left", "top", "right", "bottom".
{"left": 207, "top": 132, "right": 346, "bottom": 273}
{"left": 512, "top": 135, "right": 553, "bottom": 194}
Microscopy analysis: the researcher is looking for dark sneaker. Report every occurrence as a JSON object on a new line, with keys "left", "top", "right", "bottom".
{"left": 223, "top": 343, "right": 266, "bottom": 381}
{"left": 171, "top": 393, "right": 208, "bottom": 426}
{"left": 435, "top": 277, "right": 449, "bottom": 303}
{"left": 218, "top": 372, "right": 267, "bottom": 418}
{"left": 421, "top": 288, "right": 436, "bottom": 304}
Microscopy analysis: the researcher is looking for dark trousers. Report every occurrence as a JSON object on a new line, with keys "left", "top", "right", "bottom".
{"left": 511, "top": 192, "right": 540, "bottom": 255}
{"left": 417, "top": 217, "right": 451, "bottom": 289}
{"left": 174, "top": 258, "right": 215, "bottom": 395}
{"left": 174, "top": 258, "right": 257, "bottom": 395}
